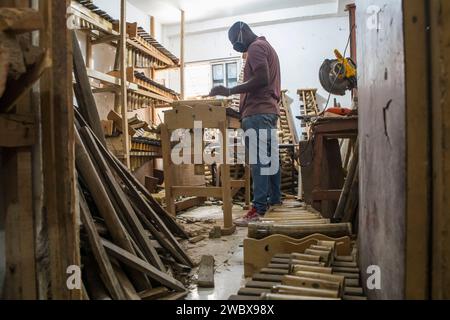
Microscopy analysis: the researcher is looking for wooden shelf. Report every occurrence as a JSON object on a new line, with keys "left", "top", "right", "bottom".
{"left": 70, "top": 0, "right": 179, "bottom": 70}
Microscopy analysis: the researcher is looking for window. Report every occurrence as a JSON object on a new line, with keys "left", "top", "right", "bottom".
{"left": 212, "top": 64, "right": 224, "bottom": 87}
{"left": 212, "top": 62, "right": 238, "bottom": 87}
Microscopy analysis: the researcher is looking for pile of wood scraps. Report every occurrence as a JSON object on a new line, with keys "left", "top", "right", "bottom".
{"left": 73, "top": 30, "right": 193, "bottom": 299}
{"left": 233, "top": 233, "right": 366, "bottom": 300}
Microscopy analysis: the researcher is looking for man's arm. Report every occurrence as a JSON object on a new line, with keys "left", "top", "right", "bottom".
{"left": 209, "top": 62, "right": 269, "bottom": 97}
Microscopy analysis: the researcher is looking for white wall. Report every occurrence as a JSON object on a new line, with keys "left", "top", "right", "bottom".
{"left": 165, "top": 16, "right": 350, "bottom": 105}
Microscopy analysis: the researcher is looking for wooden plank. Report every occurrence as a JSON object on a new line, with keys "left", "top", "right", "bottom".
{"left": 80, "top": 127, "right": 166, "bottom": 272}
{"left": 2, "top": 150, "right": 36, "bottom": 299}
{"left": 172, "top": 186, "right": 223, "bottom": 198}
{"left": 119, "top": 0, "right": 130, "bottom": 168}
{"left": 79, "top": 187, "right": 126, "bottom": 300}
{"left": 139, "top": 287, "right": 169, "bottom": 300}
{"left": 282, "top": 275, "right": 341, "bottom": 295}
{"left": 273, "top": 285, "right": 339, "bottom": 298}
{"left": 72, "top": 30, "right": 106, "bottom": 147}
{"left": 82, "top": 123, "right": 192, "bottom": 266}
{"left": 74, "top": 129, "right": 149, "bottom": 290}
{"left": 197, "top": 255, "right": 215, "bottom": 288}
{"left": 430, "top": 0, "right": 450, "bottom": 300}
{"left": 107, "top": 110, "right": 137, "bottom": 136}
{"left": 102, "top": 238, "right": 185, "bottom": 292}
{"left": 0, "top": 114, "right": 35, "bottom": 147}
{"left": 238, "top": 287, "right": 270, "bottom": 296}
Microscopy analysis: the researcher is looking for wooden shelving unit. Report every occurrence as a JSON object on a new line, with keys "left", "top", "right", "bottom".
{"left": 70, "top": 0, "right": 180, "bottom": 168}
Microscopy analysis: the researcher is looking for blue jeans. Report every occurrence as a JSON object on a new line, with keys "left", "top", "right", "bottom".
{"left": 241, "top": 113, "right": 281, "bottom": 215}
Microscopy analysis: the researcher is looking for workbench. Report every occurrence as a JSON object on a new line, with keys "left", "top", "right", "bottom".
{"left": 161, "top": 100, "right": 251, "bottom": 235}
{"left": 310, "top": 117, "right": 358, "bottom": 217}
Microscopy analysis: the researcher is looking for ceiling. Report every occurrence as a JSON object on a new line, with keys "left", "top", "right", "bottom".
{"left": 128, "top": 0, "right": 337, "bottom": 25}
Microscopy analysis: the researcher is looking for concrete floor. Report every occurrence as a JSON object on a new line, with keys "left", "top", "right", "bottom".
{"left": 180, "top": 205, "right": 249, "bottom": 300}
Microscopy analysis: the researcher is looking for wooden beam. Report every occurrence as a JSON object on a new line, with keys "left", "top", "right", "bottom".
{"left": 72, "top": 30, "right": 106, "bottom": 147}
{"left": 102, "top": 238, "right": 186, "bottom": 292}
{"left": 79, "top": 187, "right": 126, "bottom": 300}
{"left": 120, "top": 0, "right": 130, "bottom": 168}
{"left": 172, "top": 186, "right": 223, "bottom": 198}
{"left": 40, "top": 0, "right": 80, "bottom": 300}
{"left": 197, "top": 255, "right": 215, "bottom": 288}
{"left": 0, "top": 114, "right": 35, "bottom": 147}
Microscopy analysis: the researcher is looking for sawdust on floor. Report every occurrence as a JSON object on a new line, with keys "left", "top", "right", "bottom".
{"left": 176, "top": 204, "right": 249, "bottom": 300}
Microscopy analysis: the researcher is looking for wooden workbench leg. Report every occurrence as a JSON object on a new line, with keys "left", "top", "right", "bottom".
{"left": 312, "top": 134, "right": 324, "bottom": 212}
{"left": 220, "top": 121, "right": 235, "bottom": 235}
{"left": 161, "top": 124, "right": 176, "bottom": 215}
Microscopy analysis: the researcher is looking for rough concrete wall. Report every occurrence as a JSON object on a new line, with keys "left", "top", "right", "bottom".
{"left": 356, "top": 0, "right": 406, "bottom": 299}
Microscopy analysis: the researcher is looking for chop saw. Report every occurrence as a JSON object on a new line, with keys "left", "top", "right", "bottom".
{"left": 319, "top": 49, "right": 357, "bottom": 96}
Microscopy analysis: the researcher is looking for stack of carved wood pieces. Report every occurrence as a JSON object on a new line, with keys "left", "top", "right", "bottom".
{"left": 297, "top": 89, "right": 320, "bottom": 141}
{"left": 278, "top": 91, "right": 298, "bottom": 194}
{"left": 134, "top": 71, "right": 179, "bottom": 97}
{"left": 0, "top": 8, "right": 46, "bottom": 110}
{"left": 247, "top": 206, "right": 353, "bottom": 240}
{"left": 136, "top": 26, "right": 179, "bottom": 65}
{"left": 75, "top": 0, "right": 117, "bottom": 24}
{"left": 230, "top": 238, "right": 366, "bottom": 300}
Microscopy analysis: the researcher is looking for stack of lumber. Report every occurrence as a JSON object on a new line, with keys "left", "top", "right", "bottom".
{"left": 232, "top": 233, "right": 366, "bottom": 300}
{"left": 73, "top": 31, "right": 192, "bottom": 300}
{"left": 298, "top": 89, "right": 320, "bottom": 141}
{"left": 0, "top": 8, "right": 47, "bottom": 111}
{"left": 334, "top": 140, "right": 359, "bottom": 228}
{"left": 278, "top": 91, "right": 298, "bottom": 194}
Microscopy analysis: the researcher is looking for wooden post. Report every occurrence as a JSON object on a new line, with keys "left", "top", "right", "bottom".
{"left": 220, "top": 121, "right": 235, "bottom": 235}
{"left": 160, "top": 123, "right": 176, "bottom": 215}
{"left": 39, "top": 0, "right": 80, "bottom": 300}
{"left": 180, "top": 10, "right": 185, "bottom": 100}
{"left": 85, "top": 32, "right": 92, "bottom": 68}
{"left": 120, "top": 0, "right": 130, "bottom": 168}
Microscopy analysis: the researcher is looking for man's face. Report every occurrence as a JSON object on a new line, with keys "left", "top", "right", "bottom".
{"left": 230, "top": 29, "right": 248, "bottom": 53}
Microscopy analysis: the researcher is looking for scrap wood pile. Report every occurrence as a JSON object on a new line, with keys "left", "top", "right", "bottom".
{"left": 72, "top": 32, "right": 192, "bottom": 300}
{"left": 232, "top": 233, "right": 366, "bottom": 300}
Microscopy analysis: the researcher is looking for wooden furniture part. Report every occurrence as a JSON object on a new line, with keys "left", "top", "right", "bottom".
{"left": 161, "top": 100, "right": 250, "bottom": 235}
{"left": 310, "top": 117, "right": 358, "bottom": 218}
{"left": 243, "top": 233, "right": 352, "bottom": 276}
{"left": 297, "top": 89, "right": 320, "bottom": 141}
{"left": 233, "top": 235, "right": 365, "bottom": 300}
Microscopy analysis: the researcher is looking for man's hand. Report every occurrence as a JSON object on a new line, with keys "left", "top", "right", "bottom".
{"left": 209, "top": 85, "right": 231, "bottom": 97}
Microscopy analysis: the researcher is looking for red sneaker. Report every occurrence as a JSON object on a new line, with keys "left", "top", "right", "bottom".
{"left": 234, "top": 207, "right": 261, "bottom": 227}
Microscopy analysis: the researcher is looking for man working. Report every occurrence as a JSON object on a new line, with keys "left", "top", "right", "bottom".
{"left": 209, "top": 21, "right": 282, "bottom": 226}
